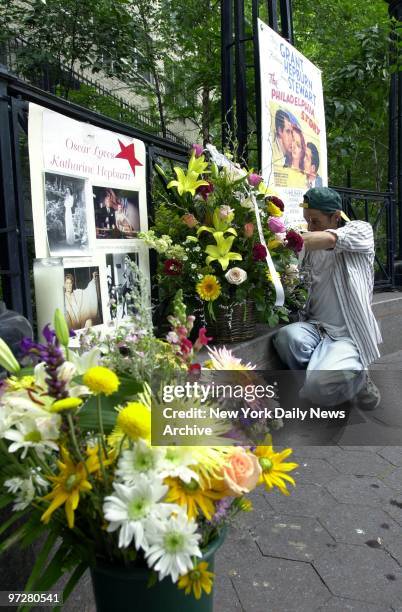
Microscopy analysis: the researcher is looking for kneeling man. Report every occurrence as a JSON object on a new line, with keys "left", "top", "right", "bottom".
{"left": 273, "top": 187, "right": 382, "bottom": 409}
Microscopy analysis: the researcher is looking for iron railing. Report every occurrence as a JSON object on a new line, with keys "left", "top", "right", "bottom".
{"left": 332, "top": 186, "right": 396, "bottom": 289}
{"left": 0, "top": 68, "right": 188, "bottom": 323}
{"left": 0, "top": 37, "right": 191, "bottom": 148}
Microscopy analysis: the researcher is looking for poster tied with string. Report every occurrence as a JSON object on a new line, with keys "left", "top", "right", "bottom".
{"left": 258, "top": 19, "right": 327, "bottom": 228}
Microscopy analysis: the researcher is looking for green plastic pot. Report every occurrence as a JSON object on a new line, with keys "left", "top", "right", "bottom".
{"left": 90, "top": 529, "right": 226, "bottom": 612}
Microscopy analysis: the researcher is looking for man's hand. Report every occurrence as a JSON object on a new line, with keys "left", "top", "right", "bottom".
{"left": 302, "top": 231, "right": 337, "bottom": 251}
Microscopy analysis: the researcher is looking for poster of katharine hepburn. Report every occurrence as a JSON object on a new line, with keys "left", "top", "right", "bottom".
{"left": 28, "top": 103, "right": 147, "bottom": 258}
{"left": 28, "top": 103, "right": 151, "bottom": 333}
{"left": 258, "top": 19, "right": 327, "bottom": 225}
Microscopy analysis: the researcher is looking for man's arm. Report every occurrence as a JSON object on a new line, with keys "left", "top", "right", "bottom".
{"left": 302, "top": 231, "right": 337, "bottom": 251}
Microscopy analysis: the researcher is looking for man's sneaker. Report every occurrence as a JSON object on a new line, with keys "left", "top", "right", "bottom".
{"left": 354, "top": 376, "right": 381, "bottom": 411}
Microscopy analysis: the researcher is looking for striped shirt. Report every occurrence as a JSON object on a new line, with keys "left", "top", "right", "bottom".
{"left": 299, "top": 220, "right": 382, "bottom": 367}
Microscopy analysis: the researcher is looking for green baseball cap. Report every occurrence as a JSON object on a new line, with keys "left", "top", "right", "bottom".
{"left": 300, "top": 187, "right": 342, "bottom": 212}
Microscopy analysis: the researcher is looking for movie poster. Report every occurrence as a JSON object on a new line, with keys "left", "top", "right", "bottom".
{"left": 258, "top": 19, "right": 327, "bottom": 226}
{"left": 28, "top": 103, "right": 149, "bottom": 332}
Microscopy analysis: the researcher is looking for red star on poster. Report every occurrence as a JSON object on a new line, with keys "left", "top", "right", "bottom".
{"left": 115, "top": 139, "right": 143, "bottom": 175}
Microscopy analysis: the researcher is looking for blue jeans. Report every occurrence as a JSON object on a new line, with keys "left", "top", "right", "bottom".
{"left": 273, "top": 322, "right": 365, "bottom": 406}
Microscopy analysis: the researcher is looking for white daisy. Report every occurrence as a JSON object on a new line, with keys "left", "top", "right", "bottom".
{"left": 4, "top": 477, "right": 35, "bottom": 510}
{"left": 116, "top": 441, "right": 164, "bottom": 485}
{"left": 3, "top": 415, "right": 60, "bottom": 458}
{"left": 157, "top": 447, "right": 199, "bottom": 484}
{"left": 145, "top": 509, "right": 202, "bottom": 582}
{"left": 103, "top": 478, "right": 174, "bottom": 550}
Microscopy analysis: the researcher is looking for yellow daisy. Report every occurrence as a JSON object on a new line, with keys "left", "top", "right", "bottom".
{"left": 196, "top": 275, "right": 221, "bottom": 301}
{"left": 165, "top": 476, "right": 223, "bottom": 520}
{"left": 254, "top": 445, "right": 298, "bottom": 496}
{"left": 41, "top": 447, "right": 100, "bottom": 528}
{"left": 83, "top": 366, "right": 119, "bottom": 396}
{"left": 178, "top": 561, "right": 214, "bottom": 600}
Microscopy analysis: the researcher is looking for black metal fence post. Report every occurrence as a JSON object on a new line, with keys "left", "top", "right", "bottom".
{"left": 221, "top": 0, "right": 234, "bottom": 150}
{"left": 0, "top": 67, "right": 25, "bottom": 315}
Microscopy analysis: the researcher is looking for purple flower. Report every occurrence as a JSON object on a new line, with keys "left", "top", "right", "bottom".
{"left": 210, "top": 498, "right": 232, "bottom": 525}
{"left": 20, "top": 327, "right": 66, "bottom": 399}
{"left": 248, "top": 173, "right": 263, "bottom": 187}
{"left": 268, "top": 216, "right": 286, "bottom": 233}
{"left": 192, "top": 144, "right": 204, "bottom": 158}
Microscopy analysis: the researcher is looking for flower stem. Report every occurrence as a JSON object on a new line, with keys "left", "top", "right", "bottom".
{"left": 66, "top": 413, "right": 86, "bottom": 466}
{"left": 97, "top": 396, "right": 107, "bottom": 481}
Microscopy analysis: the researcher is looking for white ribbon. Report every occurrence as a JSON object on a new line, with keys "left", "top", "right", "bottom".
{"left": 251, "top": 193, "right": 285, "bottom": 307}
{"left": 206, "top": 143, "right": 284, "bottom": 307}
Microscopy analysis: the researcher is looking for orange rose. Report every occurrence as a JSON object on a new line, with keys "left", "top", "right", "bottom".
{"left": 223, "top": 448, "right": 262, "bottom": 497}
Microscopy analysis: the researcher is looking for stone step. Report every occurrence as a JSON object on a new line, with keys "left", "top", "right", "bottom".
{"left": 372, "top": 290, "right": 402, "bottom": 356}
{"left": 201, "top": 291, "right": 402, "bottom": 369}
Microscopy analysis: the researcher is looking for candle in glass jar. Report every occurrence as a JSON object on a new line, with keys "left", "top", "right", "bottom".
{"left": 33, "top": 258, "right": 65, "bottom": 341}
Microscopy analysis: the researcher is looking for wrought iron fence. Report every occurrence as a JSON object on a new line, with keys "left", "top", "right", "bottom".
{"left": 0, "top": 37, "right": 191, "bottom": 148}
{"left": 0, "top": 68, "right": 188, "bottom": 323}
{"left": 332, "top": 186, "right": 396, "bottom": 289}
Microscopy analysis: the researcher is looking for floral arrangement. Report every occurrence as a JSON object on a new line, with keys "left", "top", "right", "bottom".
{"left": 141, "top": 144, "right": 306, "bottom": 328}
{"left": 0, "top": 282, "right": 297, "bottom": 604}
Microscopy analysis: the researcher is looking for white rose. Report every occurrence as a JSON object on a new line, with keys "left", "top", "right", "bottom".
{"left": 225, "top": 267, "right": 247, "bottom": 285}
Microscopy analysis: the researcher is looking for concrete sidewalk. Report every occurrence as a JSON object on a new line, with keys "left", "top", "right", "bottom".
{"left": 214, "top": 444, "right": 402, "bottom": 612}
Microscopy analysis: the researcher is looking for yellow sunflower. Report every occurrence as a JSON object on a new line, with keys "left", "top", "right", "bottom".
{"left": 254, "top": 445, "right": 298, "bottom": 496}
{"left": 41, "top": 447, "right": 100, "bottom": 528}
{"left": 165, "top": 476, "right": 223, "bottom": 520}
{"left": 178, "top": 561, "right": 214, "bottom": 600}
{"left": 196, "top": 275, "right": 221, "bottom": 301}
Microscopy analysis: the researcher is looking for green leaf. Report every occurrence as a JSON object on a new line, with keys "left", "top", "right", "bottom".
{"left": 53, "top": 561, "right": 88, "bottom": 612}
{"left": 23, "top": 530, "right": 58, "bottom": 596}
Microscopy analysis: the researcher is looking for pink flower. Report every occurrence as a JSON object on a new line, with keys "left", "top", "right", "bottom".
{"left": 223, "top": 449, "right": 262, "bottom": 497}
{"left": 197, "top": 327, "right": 213, "bottom": 346}
{"left": 180, "top": 337, "right": 193, "bottom": 355}
{"left": 248, "top": 173, "right": 263, "bottom": 187}
{"left": 252, "top": 243, "right": 267, "bottom": 261}
{"left": 192, "top": 144, "right": 204, "bottom": 158}
{"left": 268, "top": 216, "right": 286, "bottom": 233}
{"left": 244, "top": 222, "right": 254, "bottom": 238}
{"left": 182, "top": 213, "right": 198, "bottom": 228}
{"left": 286, "top": 230, "right": 304, "bottom": 253}
{"left": 166, "top": 331, "right": 179, "bottom": 344}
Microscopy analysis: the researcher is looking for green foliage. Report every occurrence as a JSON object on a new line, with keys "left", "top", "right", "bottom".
{"left": 293, "top": 0, "right": 390, "bottom": 190}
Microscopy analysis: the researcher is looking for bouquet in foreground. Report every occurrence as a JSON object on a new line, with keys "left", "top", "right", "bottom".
{"left": 0, "top": 297, "right": 298, "bottom": 607}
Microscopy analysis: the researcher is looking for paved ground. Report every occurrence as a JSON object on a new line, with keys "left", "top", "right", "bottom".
{"left": 214, "top": 444, "right": 402, "bottom": 612}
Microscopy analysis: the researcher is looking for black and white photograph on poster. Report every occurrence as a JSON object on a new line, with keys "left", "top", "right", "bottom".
{"left": 63, "top": 266, "right": 103, "bottom": 330}
{"left": 45, "top": 173, "right": 89, "bottom": 254}
{"left": 106, "top": 252, "right": 139, "bottom": 320}
{"left": 93, "top": 186, "right": 140, "bottom": 240}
